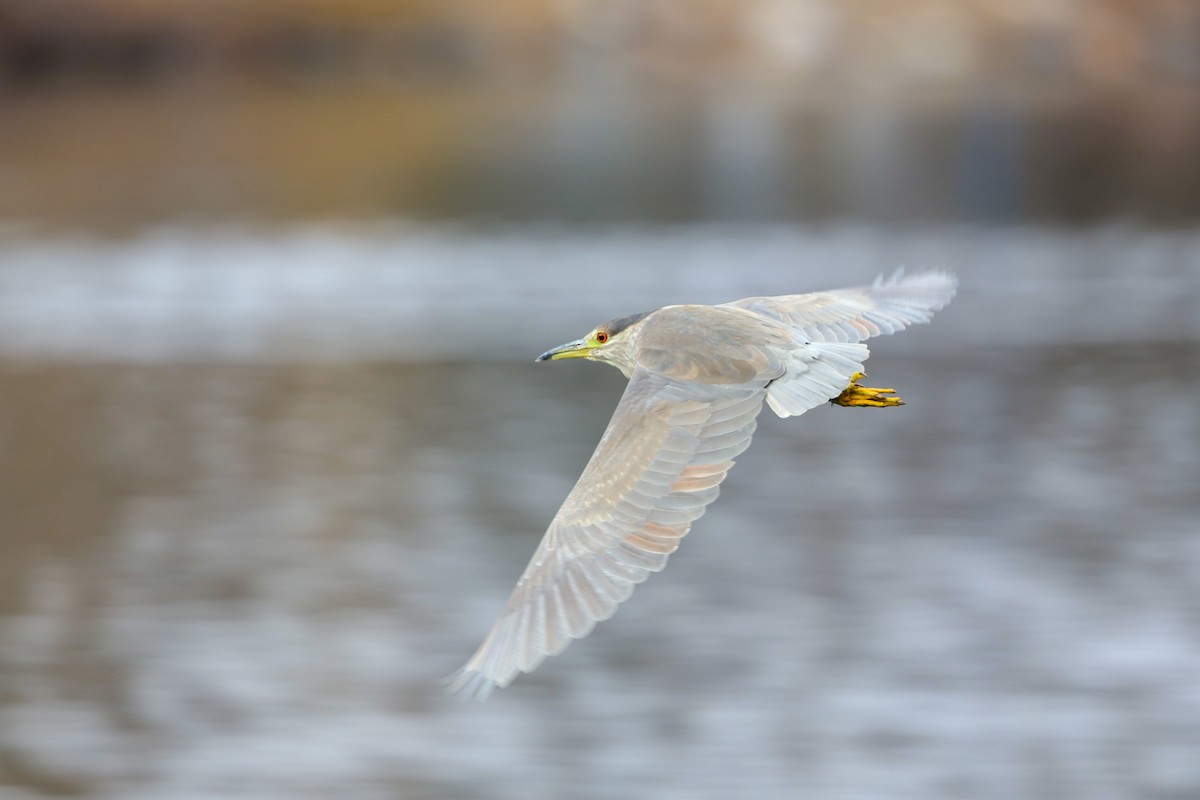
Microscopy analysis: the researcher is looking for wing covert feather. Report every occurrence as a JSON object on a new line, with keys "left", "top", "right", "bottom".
{"left": 448, "top": 369, "right": 766, "bottom": 700}
{"left": 724, "top": 269, "right": 956, "bottom": 345}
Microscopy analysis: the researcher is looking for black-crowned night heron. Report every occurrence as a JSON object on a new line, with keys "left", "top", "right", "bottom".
{"left": 448, "top": 270, "right": 956, "bottom": 700}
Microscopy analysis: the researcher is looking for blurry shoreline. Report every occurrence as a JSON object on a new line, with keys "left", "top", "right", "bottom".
{"left": 3, "top": 1, "right": 1200, "bottom": 228}
{"left": 3, "top": 79, "right": 1199, "bottom": 228}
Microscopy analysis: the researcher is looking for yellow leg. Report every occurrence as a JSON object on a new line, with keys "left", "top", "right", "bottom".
{"left": 831, "top": 372, "right": 905, "bottom": 408}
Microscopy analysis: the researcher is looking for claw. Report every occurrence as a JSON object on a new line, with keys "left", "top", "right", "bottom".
{"left": 831, "top": 372, "right": 905, "bottom": 408}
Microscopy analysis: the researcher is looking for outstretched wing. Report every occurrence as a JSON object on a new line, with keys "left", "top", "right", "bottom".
{"left": 447, "top": 368, "right": 767, "bottom": 700}
{"left": 725, "top": 270, "right": 957, "bottom": 418}
{"left": 724, "top": 269, "right": 957, "bottom": 345}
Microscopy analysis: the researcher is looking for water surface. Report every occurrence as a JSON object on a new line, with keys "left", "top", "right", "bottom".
{"left": 0, "top": 226, "right": 1197, "bottom": 799}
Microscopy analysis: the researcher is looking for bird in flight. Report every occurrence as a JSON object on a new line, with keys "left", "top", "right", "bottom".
{"left": 448, "top": 270, "right": 956, "bottom": 700}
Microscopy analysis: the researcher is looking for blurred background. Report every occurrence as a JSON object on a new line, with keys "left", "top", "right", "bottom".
{"left": 1, "top": 1, "right": 1199, "bottom": 799}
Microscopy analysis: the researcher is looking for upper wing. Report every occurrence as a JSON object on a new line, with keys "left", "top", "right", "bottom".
{"left": 723, "top": 269, "right": 957, "bottom": 345}
{"left": 447, "top": 368, "right": 767, "bottom": 700}
{"left": 724, "top": 270, "right": 957, "bottom": 418}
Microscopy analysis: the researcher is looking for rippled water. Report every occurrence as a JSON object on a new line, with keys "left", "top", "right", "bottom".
{"left": 1, "top": 226, "right": 1198, "bottom": 799}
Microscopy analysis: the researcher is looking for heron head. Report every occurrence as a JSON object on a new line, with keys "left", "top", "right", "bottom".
{"left": 536, "top": 311, "right": 650, "bottom": 365}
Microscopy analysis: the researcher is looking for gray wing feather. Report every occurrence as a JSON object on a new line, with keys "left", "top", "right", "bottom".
{"left": 724, "top": 269, "right": 957, "bottom": 345}
{"left": 447, "top": 368, "right": 766, "bottom": 700}
{"left": 726, "top": 270, "right": 957, "bottom": 418}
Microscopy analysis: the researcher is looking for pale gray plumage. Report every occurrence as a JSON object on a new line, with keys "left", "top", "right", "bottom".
{"left": 447, "top": 270, "right": 956, "bottom": 700}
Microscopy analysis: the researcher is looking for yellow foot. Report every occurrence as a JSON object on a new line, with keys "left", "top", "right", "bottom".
{"left": 831, "top": 372, "right": 905, "bottom": 408}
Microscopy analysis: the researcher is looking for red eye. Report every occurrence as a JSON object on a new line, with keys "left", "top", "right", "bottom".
{"left": 595, "top": 331, "right": 609, "bottom": 344}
